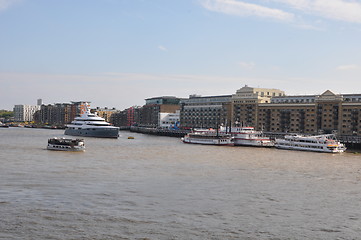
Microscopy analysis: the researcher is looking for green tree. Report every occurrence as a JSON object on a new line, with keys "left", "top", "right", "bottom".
{"left": 0, "top": 110, "right": 14, "bottom": 119}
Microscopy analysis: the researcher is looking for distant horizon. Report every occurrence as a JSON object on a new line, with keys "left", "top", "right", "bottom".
{"left": 1, "top": 0, "right": 361, "bottom": 111}
{"left": 2, "top": 85, "right": 360, "bottom": 112}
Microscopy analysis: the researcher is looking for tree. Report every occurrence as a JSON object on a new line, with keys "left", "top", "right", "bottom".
{"left": 0, "top": 110, "right": 14, "bottom": 119}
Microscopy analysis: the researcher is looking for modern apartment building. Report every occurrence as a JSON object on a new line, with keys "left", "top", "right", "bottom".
{"left": 35, "top": 101, "right": 87, "bottom": 126}
{"left": 159, "top": 110, "right": 180, "bottom": 129}
{"left": 139, "top": 96, "right": 181, "bottom": 128}
{"left": 179, "top": 94, "right": 232, "bottom": 129}
{"left": 110, "top": 106, "right": 141, "bottom": 127}
{"left": 13, "top": 104, "right": 40, "bottom": 122}
{"left": 37, "top": 103, "right": 74, "bottom": 126}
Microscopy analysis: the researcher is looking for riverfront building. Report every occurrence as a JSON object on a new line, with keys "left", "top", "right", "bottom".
{"left": 138, "top": 96, "right": 181, "bottom": 128}
{"left": 37, "top": 103, "right": 74, "bottom": 126}
{"left": 34, "top": 101, "right": 104, "bottom": 127}
{"left": 94, "top": 107, "right": 118, "bottom": 123}
{"left": 111, "top": 106, "right": 141, "bottom": 127}
{"left": 159, "top": 110, "right": 180, "bottom": 129}
{"left": 178, "top": 85, "right": 361, "bottom": 137}
{"left": 13, "top": 104, "right": 40, "bottom": 122}
{"left": 111, "top": 97, "right": 182, "bottom": 128}
{"left": 179, "top": 94, "right": 232, "bottom": 129}
{"left": 231, "top": 85, "right": 285, "bottom": 127}
{"left": 257, "top": 90, "right": 361, "bottom": 136}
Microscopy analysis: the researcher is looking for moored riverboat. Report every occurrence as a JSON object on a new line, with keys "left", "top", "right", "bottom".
{"left": 219, "top": 126, "right": 274, "bottom": 147}
{"left": 181, "top": 128, "right": 234, "bottom": 146}
{"left": 275, "top": 134, "right": 346, "bottom": 153}
{"left": 47, "top": 137, "right": 85, "bottom": 151}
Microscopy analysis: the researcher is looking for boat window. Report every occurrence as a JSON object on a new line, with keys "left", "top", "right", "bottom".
{"left": 76, "top": 119, "right": 105, "bottom": 122}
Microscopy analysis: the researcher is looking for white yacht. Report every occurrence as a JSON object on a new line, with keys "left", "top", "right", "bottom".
{"left": 219, "top": 126, "right": 274, "bottom": 147}
{"left": 65, "top": 103, "right": 119, "bottom": 138}
{"left": 181, "top": 128, "right": 234, "bottom": 146}
{"left": 275, "top": 134, "right": 346, "bottom": 153}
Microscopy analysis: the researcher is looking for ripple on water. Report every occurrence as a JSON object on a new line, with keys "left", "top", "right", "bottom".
{"left": 1, "top": 128, "right": 361, "bottom": 239}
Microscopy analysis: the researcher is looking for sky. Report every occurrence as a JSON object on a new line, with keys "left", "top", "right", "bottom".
{"left": 1, "top": 0, "right": 361, "bottom": 110}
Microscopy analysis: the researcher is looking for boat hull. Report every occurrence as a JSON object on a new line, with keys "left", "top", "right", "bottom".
{"left": 220, "top": 127, "right": 273, "bottom": 147}
{"left": 47, "top": 138, "right": 85, "bottom": 151}
{"left": 233, "top": 138, "right": 274, "bottom": 147}
{"left": 181, "top": 137, "right": 233, "bottom": 146}
{"left": 47, "top": 144, "right": 85, "bottom": 151}
{"left": 275, "top": 136, "right": 346, "bottom": 153}
{"left": 64, "top": 128, "right": 119, "bottom": 138}
{"left": 275, "top": 144, "right": 345, "bottom": 153}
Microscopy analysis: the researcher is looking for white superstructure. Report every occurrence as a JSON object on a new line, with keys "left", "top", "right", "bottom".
{"left": 182, "top": 129, "right": 233, "bottom": 146}
{"left": 47, "top": 138, "right": 85, "bottom": 151}
{"left": 65, "top": 102, "right": 119, "bottom": 138}
{"left": 219, "top": 126, "right": 274, "bottom": 147}
{"left": 275, "top": 134, "right": 346, "bottom": 153}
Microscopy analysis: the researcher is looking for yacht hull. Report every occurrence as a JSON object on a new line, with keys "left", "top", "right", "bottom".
{"left": 233, "top": 139, "right": 274, "bottom": 147}
{"left": 64, "top": 128, "right": 119, "bottom": 138}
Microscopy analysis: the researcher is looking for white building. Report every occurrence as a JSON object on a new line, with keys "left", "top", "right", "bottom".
{"left": 13, "top": 104, "right": 40, "bottom": 122}
{"left": 159, "top": 110, "right": 180, "bottom": 129}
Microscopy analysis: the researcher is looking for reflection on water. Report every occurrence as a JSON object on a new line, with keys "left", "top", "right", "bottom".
{"left": 1, "top": 128, "right": 361, "bottom": 239}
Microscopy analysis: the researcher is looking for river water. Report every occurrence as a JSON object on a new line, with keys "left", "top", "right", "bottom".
{"left": 1, "top": 128, "right": 361, "bottom": 240}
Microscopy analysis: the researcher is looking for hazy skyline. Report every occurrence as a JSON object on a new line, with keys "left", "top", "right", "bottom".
{"left": 1, "top": 0, "right": 361, "bottom": 110}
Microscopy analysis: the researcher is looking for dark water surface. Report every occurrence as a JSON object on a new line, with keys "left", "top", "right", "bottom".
{"left": 1, "top": 128, "right": 361, "bottom": 239}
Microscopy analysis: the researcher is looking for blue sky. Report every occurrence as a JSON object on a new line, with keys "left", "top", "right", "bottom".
{"left": 1, "top": 0, "right": 361, "bottom": 110}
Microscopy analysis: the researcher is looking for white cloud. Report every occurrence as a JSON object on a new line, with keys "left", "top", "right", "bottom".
{"left": 238, "top": 61, "right": 255, "bottom": 69}
{"left": 200, "top": 0, "right": 361, "bottom": 25}
{"left": 200, "top": 0, "right": 294, "bottom": 21}
{"left": 158, "top": 45, "right": 168, "bottom": 51}
{"left": 272, "top": 0, "right": 361, "bottom": 23}
{"left": 336, "top": 64, "right": 360, "bottom": 70}
{"left": 0, "top": 0, "right": 20, "bottom": 11}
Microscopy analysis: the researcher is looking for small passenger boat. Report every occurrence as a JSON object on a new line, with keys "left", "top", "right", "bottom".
{"left": 0, "top": 122, "right": 9, "bottom": 128}
{"left": 275, "top": 134, "right": 346, "bottom": 153}
{"left": 47, "top": 138, "right": 85, "bottom": 151}
{"left": 181, "top": 128, "right": 234, "bottom": 146}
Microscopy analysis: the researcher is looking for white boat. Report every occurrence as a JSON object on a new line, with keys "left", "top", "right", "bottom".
{"left": 275, "top": 134, "right": 346, "bottom": 153}
{"left": 219, "top": 126, "right": 274, "bottom": 147}
{"left": 65, "top": 102, "right": 119, "bottom": 138}
{"left": 0, "top": 122, "right": 9, "bottom": 128}
{"left": 181, "top": 128, "right": 234, "bottom": 146}
{"left": 47, "top": 138, "right": 85, "bottom": 151}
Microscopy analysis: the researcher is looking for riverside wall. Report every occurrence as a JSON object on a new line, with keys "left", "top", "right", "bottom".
{"left": 125, "top": 127, "right": 361, "bottom": 150}
{"left": 128, "top": 126, "right": 190, "bottom": 137}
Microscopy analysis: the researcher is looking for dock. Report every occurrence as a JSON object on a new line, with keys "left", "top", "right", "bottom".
{"left": 129, "top": 126, "right": 190, "bottom": 137}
